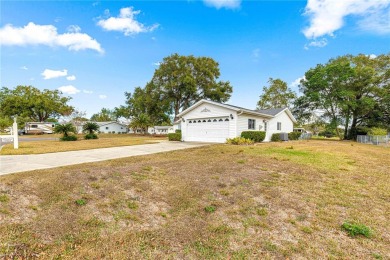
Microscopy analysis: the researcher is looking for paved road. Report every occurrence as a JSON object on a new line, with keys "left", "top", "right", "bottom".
{"left": 0, "top": 142, "right": 208, "bottom": 176}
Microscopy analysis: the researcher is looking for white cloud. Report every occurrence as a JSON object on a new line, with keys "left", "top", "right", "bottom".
{"left": 97, "top": 7, "right": 159, "bottom": 36}
{"left": 58, "top": 85, "right": 80, "bottom": 95}
{"left": 99, "top": 94, "right": 107, "bottom": 99}
{"left": 67, "top": 25, "right": 81, "bottom": 33}
{"left": 83, "top": 90, "right": 93, "bottom": 94}
{"left": 0, "top": 22, "right": 104, "bottom": 53}
{"left": 290, "top": 76, "right": 305, "bottom": 88}
{"left": 203, "top": 0, "right": 241, "bottom": 9}
{"left": 42, "top": 69, "right": 67, "bottom": 79}
{"left": 153, "top": 62, "right": 161, "bottom": 66}
{"left": 369, "top": 54, "right": 377, "bottom": 59}
{"left": 304, "top": 38, "right": 328, "bottom": 49}
{"left": 20, "top": 66, "right": 28, "bottom": 70}
{"left": 66, "top": 75, "right": 76, "bottom": 81}
{"left": 303, "top": 0, "right": 390, "bottom": 39}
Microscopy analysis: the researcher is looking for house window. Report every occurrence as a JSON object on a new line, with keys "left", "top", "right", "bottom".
{"left": 277, "top": 122, "right": 282, "bottom": 130}
{"left": 106, "top": 127, "right": 109, "bottom": 130}
{"left": 248, "top": 119, "right": 255, "bottom": 130}
{"left": 264, "top": 122, "right": 267, "bottom": 132}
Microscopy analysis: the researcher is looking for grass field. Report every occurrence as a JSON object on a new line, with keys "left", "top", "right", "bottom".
{"left": 0, "top": 140, "right": 389, "bottom": 259}
{"left": 0, "top": 134, "right": 166, "bottom": 155}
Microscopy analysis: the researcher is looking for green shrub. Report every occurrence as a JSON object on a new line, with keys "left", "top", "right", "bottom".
{"left": 342, "top": 221, "right": 372, "bottom": 238}
{"left": 85, "top": 133, "right": 98, "bottom": 140}
{"left": 318, "top": 130, "right": 336, "bottom": 138}
{"left": 175, "top": 129, "right": 181, "bottom": 133}
{"left": 60, "top": 135, "right": 78, "bottom": 141}
{"left": 240, "top": 131, "right": 266, "bottom": 142}
{"left": 226, "top": 137, "right": 254, "bottom": 145}
{"left": 271, "top": 133, "right": 281, "bottom": 142}
{"left": 368, "top": 127, "right": 388, "bottom": 136}
{"left": 168, "top": 132, "right": 181, "bottom": 141}
{"left": 288, "top": 132, "right": 302, "bottom": 140}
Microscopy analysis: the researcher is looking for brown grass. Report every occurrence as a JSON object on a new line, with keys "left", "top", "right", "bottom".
{"left": 1, "top": 134, "right": 166, "bottom": 155}
{"left": 0, "top": 140, "right": 389, "bottom": 259}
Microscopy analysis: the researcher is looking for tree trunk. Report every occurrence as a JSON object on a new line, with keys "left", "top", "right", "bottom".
{"left": 343, "top": 109, "right": 350, "bottom": 140}
{"left": 348, "top": 116, "right": 358, "bottom": 140}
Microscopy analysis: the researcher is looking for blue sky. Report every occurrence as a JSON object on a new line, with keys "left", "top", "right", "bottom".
{"left": 1, "top": 0, "right": 389, "bottom": 118}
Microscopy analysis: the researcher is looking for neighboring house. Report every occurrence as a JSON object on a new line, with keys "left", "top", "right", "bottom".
{"left": 177, "top": 99, "right": 296, "bottom": 143}
{"left": 96, "top": 121, "right": 128, "bottom": 134}
{"left": 148, "top": 126, "right": 175, "bottom": 135}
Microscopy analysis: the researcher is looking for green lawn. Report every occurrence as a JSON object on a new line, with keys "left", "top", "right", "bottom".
{"left": 0, "top": 140, "right": 389, "bottom": 259}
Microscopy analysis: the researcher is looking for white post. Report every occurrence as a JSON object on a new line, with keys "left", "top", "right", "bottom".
{"left": 13, "top": 116, "right": 19, "bottom": 149}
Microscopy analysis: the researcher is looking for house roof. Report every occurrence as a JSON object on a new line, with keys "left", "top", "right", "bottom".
{"left": 177, "top": 99, "right": 296, "bottom": 123}
{"left": 177, "top": 99, "right": 273, "bottom": 119}
{"left": 177, "top": 99, "right": 297, "bottom": 123}
{"left": 95, "top": 121, "right": 128, "bottom": 127}
{"left": 257, "top": 108, "right": 286, "bottom": 116}
{"left": 154, "top": 125, "right": 173, "bottom": 130}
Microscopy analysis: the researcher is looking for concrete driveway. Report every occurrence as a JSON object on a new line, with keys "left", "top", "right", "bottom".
{"left": 0, "top": 141, "right": 209, "bottom": 176}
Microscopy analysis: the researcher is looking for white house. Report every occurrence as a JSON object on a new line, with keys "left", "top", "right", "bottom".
{"left": 148, "top": 126, "right": 175, "bottom": 135}
{"left": 177, "top": 99, "right": 296, "bottom": 143}
{"left": 96, "top": 121, "right": 128, "bottom": 134}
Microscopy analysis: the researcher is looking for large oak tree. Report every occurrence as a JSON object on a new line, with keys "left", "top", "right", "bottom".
{"left": 0, "top": 85, "right": 74, "bottom": 122}
{"left": 150, "top": 53, "right": 233, "bottom": 120}
{"left": 257, "top": 78, "right": 296, "bottom": 109}
{"left": 294, "top": 53, "right": 390, "bottom": 139}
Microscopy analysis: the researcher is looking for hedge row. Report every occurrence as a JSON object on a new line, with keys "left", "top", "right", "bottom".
{"left": 240, "top": 131, "right": 266, "bottom": 142}
{"left": 271, "top": 133, "right": 281, "bottom": 142}
{"left": 168, "top": 132, "right": 182, "bottom": 141}
{"left": 288, "top": 132, "right": 301, "bottom": 140}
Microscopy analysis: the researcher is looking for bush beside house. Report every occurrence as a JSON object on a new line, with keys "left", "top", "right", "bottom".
{"left": 240, "top": 131, "right": 266, "bottom": 142}
{"left": 168, "top": 132, "right": 181, "bottom": 141}
{"left": 271, "top": 133, "right": 281, "bottom": 142}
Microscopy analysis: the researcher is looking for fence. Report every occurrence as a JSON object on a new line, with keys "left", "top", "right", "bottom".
{"left": 356, "top": 135, "right": 389, "bottom": 147}
{"left": 299, "top": 133, "right": 312, "bottom": 140}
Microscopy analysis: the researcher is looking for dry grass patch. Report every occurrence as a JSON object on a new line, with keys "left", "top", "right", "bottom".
{"left": 0, "top": 140, "right": 389, "bottom": 259}
{"left": 1, "top": 134, "right": 166, "bottom": 155}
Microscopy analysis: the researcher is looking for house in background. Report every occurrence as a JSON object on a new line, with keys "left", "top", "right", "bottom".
{"left": 96, "top": 121, "right": 128, "bottom": 134}
{"left": 148, "top": 126, "right": 175, "bottom": 135}
{"left": 177, "top": 99, "right": 296, "bottom": 143}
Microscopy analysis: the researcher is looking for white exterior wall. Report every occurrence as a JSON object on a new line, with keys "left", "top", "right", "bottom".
{"left": 265, "top": 111, "right": 294, "bottom": 141}
{"left": 181, "top": 103, "right": 237, "bottom": 142}
{"left": 99, "top": 123, "right": 128, "bottom": 134}
{"left": 236, "top": 114, "right": 268, "bottom": 136}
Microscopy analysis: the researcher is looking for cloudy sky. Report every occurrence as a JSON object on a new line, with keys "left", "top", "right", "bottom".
{"left": 1, "top": 0, "right": 389, "bottom": 118}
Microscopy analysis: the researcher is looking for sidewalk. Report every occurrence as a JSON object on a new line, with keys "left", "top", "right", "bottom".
{"left": 0, "top": 142, "right": 208, "bottom": 176}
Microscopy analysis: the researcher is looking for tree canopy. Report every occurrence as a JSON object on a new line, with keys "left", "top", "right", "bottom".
{"left": 121, "top": 53, "right": 233, "bottom": 124}
{"left": 257, "top": 78, "right": 296, "bottom": 109}
{"left": 294, "top": 53, "right": 390, "bottom": 139}
{"left": 0, "top": 85, "right": 74, "bottom": 122}
{"left": 90, "top": 108, "right": 117, "bottom": 122}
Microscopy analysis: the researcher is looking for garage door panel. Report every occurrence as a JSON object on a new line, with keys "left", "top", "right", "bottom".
{"left": 186, "top": 118, "right": 229, "bottom": 143}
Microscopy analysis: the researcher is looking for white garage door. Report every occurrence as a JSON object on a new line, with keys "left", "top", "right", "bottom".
{"left": 186, "top": 117, "right": 230, "bottom": 143}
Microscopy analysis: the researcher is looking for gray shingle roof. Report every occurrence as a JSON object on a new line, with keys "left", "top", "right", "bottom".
{"left": 218, "top": 102, "right": 286, "bottom": 117}
{"left": 256, "top": 107, "right": 286, "bottom": 116}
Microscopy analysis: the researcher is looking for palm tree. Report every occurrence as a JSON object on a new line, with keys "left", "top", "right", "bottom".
{"left": 82, "top": 122, "right": 99, "bottom": 134}
{"left": 54, "top": 123, "right": 76, "bottom": 137}
{"left": 129, "top": 113, "right": 153, "bottom": 134}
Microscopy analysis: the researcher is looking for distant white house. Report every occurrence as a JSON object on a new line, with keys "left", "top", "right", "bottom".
{"left": 177, "top": 99, "right": 296, "bottom": 143}
{"left": 148, "top": 126, "right": 175, "bottom": 135}
{"left": 96, "top": 121, "right": 128, "bottom": 134}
